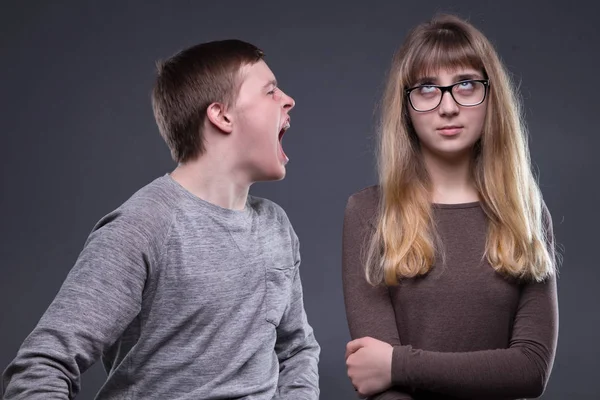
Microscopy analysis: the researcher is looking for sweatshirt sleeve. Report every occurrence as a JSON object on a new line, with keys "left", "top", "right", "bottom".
{"left": 2, "top": 210, "right": 154, "bottom": 399}
{"left": 342, "top": 194, "right": 416, "bottom": 400}
{"left": 273, "top": 228, "right": 320, "bottom": 400}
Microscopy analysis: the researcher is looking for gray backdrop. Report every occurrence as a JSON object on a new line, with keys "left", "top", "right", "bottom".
{"left": 1, "top": 1, "right": 598, "bottom": 399}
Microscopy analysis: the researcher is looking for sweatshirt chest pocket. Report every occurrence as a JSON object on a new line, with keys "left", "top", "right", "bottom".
{"left": 265, "top": 265, "right": 296, "bottom": 327}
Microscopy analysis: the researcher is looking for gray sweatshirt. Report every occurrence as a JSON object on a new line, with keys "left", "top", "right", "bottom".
{"left": 2, "top": 175, "right": 320, "bottom": 399}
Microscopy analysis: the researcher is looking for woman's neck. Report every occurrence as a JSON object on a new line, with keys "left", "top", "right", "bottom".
{"left": 422, "top": 148, "right": 479, "bottom": 204}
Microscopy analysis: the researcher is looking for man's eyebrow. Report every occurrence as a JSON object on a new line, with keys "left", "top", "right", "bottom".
{"left": 263, "top": 79, "right": 278, "bottom": 89}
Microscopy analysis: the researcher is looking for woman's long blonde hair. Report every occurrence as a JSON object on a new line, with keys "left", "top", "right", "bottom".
{"left": 366, "top": 14, "right": 555, "bottom": 286}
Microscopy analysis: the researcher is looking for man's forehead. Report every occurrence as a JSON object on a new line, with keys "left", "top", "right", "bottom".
{"left": 239, "top": 60, "right": 276, "bottom": 86}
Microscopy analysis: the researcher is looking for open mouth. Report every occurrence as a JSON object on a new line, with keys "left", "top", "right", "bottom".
{"left": 279, "top": 120, "right": 290, "bottom": 141}
{"left": 278, "top": 120, "right": 290, "bottom": 164}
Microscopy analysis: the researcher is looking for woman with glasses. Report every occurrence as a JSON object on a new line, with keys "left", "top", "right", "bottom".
{"left": 342, "top": 14, "right": 558, "bottom": 399}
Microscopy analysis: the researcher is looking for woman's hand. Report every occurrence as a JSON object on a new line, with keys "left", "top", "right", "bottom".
{"left": 346, "top": 336, "right": 394, "bottom": 397}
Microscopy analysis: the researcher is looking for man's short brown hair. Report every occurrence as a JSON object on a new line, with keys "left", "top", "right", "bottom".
{"left": 152, "top": 39, "right": 264, "bottom": 163}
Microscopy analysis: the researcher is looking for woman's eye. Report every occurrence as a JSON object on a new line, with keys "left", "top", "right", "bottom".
{"left": 419, "top": 85, "right": 437, "bottom": 94}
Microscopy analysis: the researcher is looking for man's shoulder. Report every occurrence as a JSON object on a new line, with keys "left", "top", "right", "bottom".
{"left": 90, "top": 176, "right": 179, "bottom": 241}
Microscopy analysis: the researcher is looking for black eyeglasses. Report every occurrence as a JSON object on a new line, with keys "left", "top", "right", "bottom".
{"left": 405, "top": 79, "right": 490, "bottom": 112}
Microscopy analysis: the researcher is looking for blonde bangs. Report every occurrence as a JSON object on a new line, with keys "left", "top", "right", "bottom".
{"left": 406, "top": 29, "right": 486, "bottom": 86}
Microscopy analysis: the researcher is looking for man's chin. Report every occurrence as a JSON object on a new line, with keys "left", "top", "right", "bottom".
{"left": 255, "top": 166, "right": 286, "bottom": 183}
{"left": 270, "top": 168, "right": 287, "bottom": 182}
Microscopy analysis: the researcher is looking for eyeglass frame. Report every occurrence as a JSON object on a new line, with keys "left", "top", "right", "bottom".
{"left": 405, "top": 79, "right": 490, "bottom": 112}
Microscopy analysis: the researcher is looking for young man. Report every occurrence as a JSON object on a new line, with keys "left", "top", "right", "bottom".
{"left": 2, "top": 40, "right": 320, "bottom": 399}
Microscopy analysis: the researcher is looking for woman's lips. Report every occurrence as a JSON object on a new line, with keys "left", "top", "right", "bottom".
{"left": 437, "top": 126, "right": 463, "bottom": 136}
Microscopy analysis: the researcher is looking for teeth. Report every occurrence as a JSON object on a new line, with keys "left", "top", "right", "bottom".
{"left": 283, "top": 122, "right": 290, "bottom": 131}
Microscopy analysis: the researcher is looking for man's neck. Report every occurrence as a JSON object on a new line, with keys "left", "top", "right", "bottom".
{"left": 170, "top": 154, "right": 250, "bottom": 211}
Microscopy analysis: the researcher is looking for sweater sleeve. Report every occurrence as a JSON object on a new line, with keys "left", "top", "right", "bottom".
{"left": 342, "top": 195, "right": 415, "bottom": 400}
{"left": 1, "top": 211, "right": 153, "bottom": 399}
{"left": 391, "top": 205, "right": 559, "bottom": 399}
{"left": 273, "top": 228, "right": 321, "bottom": 400}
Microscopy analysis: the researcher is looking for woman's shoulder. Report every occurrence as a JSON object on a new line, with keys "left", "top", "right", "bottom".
{"left": 345, "top": 185, "right": 380, "bottom": 225}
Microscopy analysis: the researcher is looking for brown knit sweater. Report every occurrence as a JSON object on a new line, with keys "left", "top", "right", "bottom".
{"left": 342, "top": 186, "right": 558, "bottom": 400}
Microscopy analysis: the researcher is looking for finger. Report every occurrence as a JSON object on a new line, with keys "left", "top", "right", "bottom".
{"left": 346, "top": 338, "right": 366, "bottom": 359}
{"left": 345, "top": 347, "right": 352, "bottom": 360}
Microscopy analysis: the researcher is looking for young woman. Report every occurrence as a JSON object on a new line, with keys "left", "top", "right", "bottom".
{"left": 342, "top": 15, "right": 558, "bottom": 400}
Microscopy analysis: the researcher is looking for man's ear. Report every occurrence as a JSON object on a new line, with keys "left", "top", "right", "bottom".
{"left": 206, "top": 102, "right": 233, "bottom": 134}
